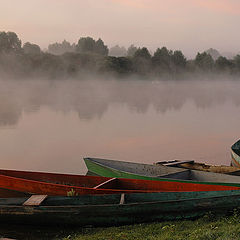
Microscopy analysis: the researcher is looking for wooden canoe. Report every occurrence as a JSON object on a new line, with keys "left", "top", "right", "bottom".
{"left": 231, "top": 139, "right": 240, "bottom": 167}
{"left": 84, "top": 157, "right": 240, "bottom": 186}
{"left": 155, "top": 160, "right": 240, "bottom": 175}
{"left": 2, "top": 190, "right": 240, "bottom": 226}
{"left": 0, "top": 168, "right": 238, "bottom": 197}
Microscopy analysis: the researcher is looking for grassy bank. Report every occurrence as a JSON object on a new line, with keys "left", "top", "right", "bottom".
{"left": 61, "top": 212, "right": 240, "bottom": 240}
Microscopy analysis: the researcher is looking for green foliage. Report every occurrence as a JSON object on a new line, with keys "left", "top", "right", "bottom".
{"left": 205, "top": 48, "right": 221, "bottom": 60}
{"left": 48, "top": 40, "right": 75, "bottom": 55}
{"left": 60, "top": 213, "right": 240, "bottom": 240}
{"left": 109, "top": 45, "right": 127, "bottom": 57}
{"left": 76, "top": 37, "right": 108, "bottom": 56}
{"left": 100, "top": 56, "right": 132, "bottom": 74}
{"left": 172, "top": 50, "right": 187, "bottom": 68}
{"left": 1, "top": 30, "right": 240, "bottom": 79}
{"left": 195, "top": 52, "right": 214, "bottom": 71}
{"left": 76, "top": 37, "right": 95, "bottom": 53}
{"left": 152, "top": 47, "right": 173, "bottom": 74}
{"left": 132, "top": 47, "right": 152, "bottom": 75}
{"left": 215, "top": 56, "right": 233, "bottom": 71}
{"left": 127, "top": 44, "right": 138, "bottom": 57}
{"left": 23, "top": 42, "right": 41, "bottom": 55}
{"left": 95, "top": 38, "right": 109, "bottom": 56}
{"left": 0, "top": 31, "right": 21, "bottom": 54}
{"left": 234, "top": 55, "right": 240, "bottom": 70}
{"left": 134, "top": 47, "right": 151, "bottom": 60}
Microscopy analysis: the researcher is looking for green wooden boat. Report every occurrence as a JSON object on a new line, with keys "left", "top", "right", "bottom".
{"left": 2, "top": 190, "right": 240, "bottom": 226}
{"left": 231, "top": 139, "right": 240, "bottom": 167}
{"left": 84, "top": 157, "right": 240, "bottom": 186}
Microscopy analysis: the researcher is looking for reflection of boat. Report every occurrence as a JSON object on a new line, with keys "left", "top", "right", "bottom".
{"left": 155, "top": 160, "right": 240, "bottom": 175}
{"left": 231, "top": 139, "right": 240, "bottom": 167}
{"left": 0, "top": 169, "right": 238, "bottom": 197}
{"left": 84, "top": 157, "right": 240, "bottom": 186}
{"left": 3, "top": 190, "right": 240, "bottom": 226}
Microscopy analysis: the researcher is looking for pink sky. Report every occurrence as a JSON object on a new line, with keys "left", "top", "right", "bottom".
{"left": 0, "top": 0, "right": 239, "bottom": 57}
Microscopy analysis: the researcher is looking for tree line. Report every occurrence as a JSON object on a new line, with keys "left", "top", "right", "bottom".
{"left": 0, "top": 31, "right": 240, "bottom": 79}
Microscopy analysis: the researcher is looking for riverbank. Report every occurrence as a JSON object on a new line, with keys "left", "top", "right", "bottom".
{"left": 61, "top": 212, "right": 240, "bottom": 240}
{"left": 0, "top": 212, "right": 239, "bottom": 239}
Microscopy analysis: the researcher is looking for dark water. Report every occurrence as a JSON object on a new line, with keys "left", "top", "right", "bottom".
{"left": 0, "top": 78, "right": 239, "bottom": 176}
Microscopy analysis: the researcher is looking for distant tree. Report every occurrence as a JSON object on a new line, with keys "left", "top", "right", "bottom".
{"left": 152, "top": 47, "right": 173, "bottom": 74}
{"left": 132, "top": 47, "right": 151, "bottom": 75}
{"left": 172, "top": 50, "right": 186, "bottom": 68}
{"left": 48, "top": 40, "right": 75, "bottom": 55}
{"left": 186, "top": 60, "right": 196, "bottom": 73}
{"left": 94, "top": 38, "right": 108, "bottom": 56}
{"left": 234, "top": 55, "right": 240, "bottom": 70}
{"left": 195, "top": 52, "right": 214, "bottom": 71}
{"left": 36, "top": 53, "right": 65, "bottom": 78}
{"left": 100, "top": 56, "right": 132, "bottom": 74}
{"left": 127, "top": 44, "right": 137, "bottom": 57}
{"left": 215, "top": 56, "right": 232, "bottom": 71}
{"left": 23, "top": 42, "right": 41, "bottom": 55}
{"left": 76, "top": 37, "right": 96, "bottom": 53}
{"left": 133, "top": 47, "right": 151, "bottom": 60}
{"left": 109, "top": 45, "right": 127, "bottom": 57}
{"left": 0, "top": 31, "right": 21, "bottom": 54}
{"left": 205, "top": 48, "right": 221, "bottom": 60}
{"left": 76, "top": 37, "right": 108, "bottom": 56}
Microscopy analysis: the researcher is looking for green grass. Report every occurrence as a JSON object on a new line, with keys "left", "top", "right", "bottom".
{"left": 61, "top": 212, "right": 240, "bottom": 240}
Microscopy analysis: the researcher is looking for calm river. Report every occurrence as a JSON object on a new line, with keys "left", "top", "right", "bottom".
{"left": 0, "top": 78, "right": 239, "bottom": 175}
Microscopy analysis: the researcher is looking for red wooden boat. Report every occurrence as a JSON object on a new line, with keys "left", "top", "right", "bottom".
{"left": 0, "top": 169, "right": 239, "bottom": 197}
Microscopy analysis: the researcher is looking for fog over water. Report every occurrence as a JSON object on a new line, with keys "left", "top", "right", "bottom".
{"left": 0, "top": 78, "right": 239, "bottom": 174}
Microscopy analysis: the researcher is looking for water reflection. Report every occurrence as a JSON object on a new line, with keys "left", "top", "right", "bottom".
{"left": 0, "top": 79, "right": 240, "bottom": 126}
{"left": 0, "top": 78, "right": 239, "bottom": 173}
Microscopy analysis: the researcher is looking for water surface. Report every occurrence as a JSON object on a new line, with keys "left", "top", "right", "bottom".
{"left": 0, "top": 79, "right": 239, "bottom": 174}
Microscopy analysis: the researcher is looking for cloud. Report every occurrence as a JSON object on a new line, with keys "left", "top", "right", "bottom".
{"left": 191, "top": 0, "right": 240, "bottom": 15}
{"left": 109, "top": 0, "right": 240, "bottom": 15}
{"left": 108, "top": 0, "right": 147, "bottom": 9}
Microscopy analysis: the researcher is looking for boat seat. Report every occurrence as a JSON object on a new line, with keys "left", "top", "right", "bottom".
{"left": 156, "top": 169, "right": 191, "bottom": 180}
{"left": 23, "top": 195, "right": 48, "bottom": 206}
{"left": 162, "top": 160, "right": 194, "bottom": 166}
{"left": 119, "top": 193, "right": 125, "bottom": 204}
{"left": 93, "top": 178, "right": 117, "bottom": 189}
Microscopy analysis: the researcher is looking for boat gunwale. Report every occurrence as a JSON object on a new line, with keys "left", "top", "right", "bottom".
{"left": 2, "top": 190, "right": 240, "bottom": 209}
{"left": 2, "top": 169, "right": 234, "bottom": 195}
{"left": 0, "top": 173, "right": 177, "bottom": 194}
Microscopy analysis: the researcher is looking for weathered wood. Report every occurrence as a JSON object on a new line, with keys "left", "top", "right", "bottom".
{"left": 23, "top": 195, "right": 48, "bottom": 206}
{"left": 156, "top": 160, "right": 240, "bottom": 175}
{"left": 162, "top": 160, "right": 194, "bottom": 166}
{"left": 119, "top": 193, "right": 125, "bottom": 204}
{"left": 93, "top": 178, "right": 116, "bottom": 189}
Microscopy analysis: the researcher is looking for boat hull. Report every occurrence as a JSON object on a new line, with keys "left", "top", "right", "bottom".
{"left": 84, "top": 157, "right": 240, "bottom": 187}
{"left": 0, "top": 169, "right": 238, "bottom": 197}
{"left": 1, "top": 190, "right": 240, "bottom": 226}
{"left": 231, "top": 139, "right": 240, "bottom": 167}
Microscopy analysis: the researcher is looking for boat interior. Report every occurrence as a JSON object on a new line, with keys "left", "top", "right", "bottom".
{"left": 87, "top": 158, "right": 240, "bottom": 184}
{"left": 0, "top": 169, "right": 239, "bottom": 192}
{"left": 1, "top": 190, "right": 240, "bottom": 206}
